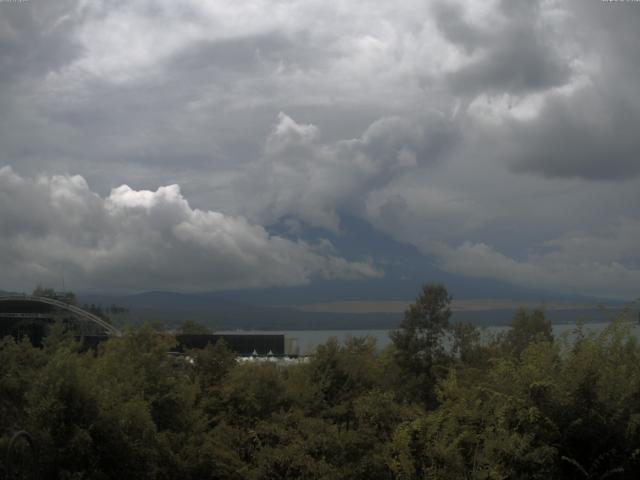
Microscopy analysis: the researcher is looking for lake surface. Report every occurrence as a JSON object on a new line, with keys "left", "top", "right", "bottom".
{"left": 218, "top": 322, "right": 640, "bottom": 355}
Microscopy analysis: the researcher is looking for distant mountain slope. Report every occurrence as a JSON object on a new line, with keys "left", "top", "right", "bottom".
{"left": 76, "top": 291, "right": 624, "bottom": 331}
{"left": 78, "top": 290, "right": 399, "bottom": 329}
{"left": 252, "top": 215, "right": 614, "bottom": 305}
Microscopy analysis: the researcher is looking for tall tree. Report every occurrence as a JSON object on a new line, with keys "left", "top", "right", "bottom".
{"left": 390, "top": 283, "right": 452, "bottom": 407}
{"left": 501, "top": 308, "right": 553, "bottom": 358}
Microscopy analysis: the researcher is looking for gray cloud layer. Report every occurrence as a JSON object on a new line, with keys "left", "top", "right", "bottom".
{"left": 1, "top": 0, "right": 639, "bottom": 298}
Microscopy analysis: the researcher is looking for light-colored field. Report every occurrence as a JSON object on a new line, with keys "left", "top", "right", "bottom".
{"left": 284, "top": 299, "right": 600, "bottom": 314}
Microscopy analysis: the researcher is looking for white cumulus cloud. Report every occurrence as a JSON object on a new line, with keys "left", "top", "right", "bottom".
{"left": 0, "top": 166, "right": 381, "bottom": 292}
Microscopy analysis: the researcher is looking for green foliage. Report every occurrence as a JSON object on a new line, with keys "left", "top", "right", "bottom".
{"left": 307, "top": 336, "right": 382, "bottom": 425}
{"left": 178, "top": 320, "right": 213, "bottom": 335}
{"left": 191, "top": 339, "right": 236, "bottom": 388}
{"left": 2, "top": 300, "right": 640, "bottom": 478}
{"left": 0, "top": 337, "right": 47, "bottom": 429}
{"left": 452, "top": 321, "right": 490, "bottom": 366}
{"left": 390, "top": 283, "right": 453, "bottom": 406}
{"left": 500, "top": 308, "right": 554, "bottom": 358}
{"left": 221, "top": 363, "right": 290, "bottom": 427}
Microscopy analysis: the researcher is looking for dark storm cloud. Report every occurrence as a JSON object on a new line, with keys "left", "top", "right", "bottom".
{"left": 429, "top": 0, "right": 640, "bottom": 181}
{"left": 358, "top": 115, "right": 457, "bottom": 170}
{"left": 434, "top": 0, "right": 570, "bottom": 96}
{"left": 505, "top": 88, "right": 640, "bottom": 180}
{"left": 1, "top": 0, "right": 639, "bottom": 298}
{"left": 0, "top": 0, "right": 82, "bottom": 85}
{"left": 0, "top": 1, "right": 340, "bottom": 191}
{"left": 432, "top": 3, "right": 488, "bottom": 53}
{"left": 167, "top": 31, "right": 328, "bottom": 77}
{"left": 494, "top": 0, "right": 640, "bottom": 180}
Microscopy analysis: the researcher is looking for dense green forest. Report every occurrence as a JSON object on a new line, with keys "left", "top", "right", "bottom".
{"left": 1, "top": 285, "right": 639, "bottom": 479}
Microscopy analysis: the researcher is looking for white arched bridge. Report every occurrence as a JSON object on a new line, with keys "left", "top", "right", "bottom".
{"left": 0, "top": 295, "right": 121, "bottom": 337}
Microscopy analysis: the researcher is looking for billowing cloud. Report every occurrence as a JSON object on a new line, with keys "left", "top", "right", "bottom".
{"left": 0, "top": 0, "right": 82, "bottom": 85}
{"left": 443, "top": 0, "right": 640, "bottom": 181}
{"left": 236, "top": 112, "right": 456, "bottom": 231}
{"left": 0, "top": 167, "right": 381, "bottom": 292}
{"left": 502, "top": 86, "right": 640, "bottom": 180}
{"left": 5, "top": 0, "right": 636, "bottom": 187}
{"left": 1, "top": 0, "right": 640, "bottom": 299}
{"left": 494, "top": 1, "right": 640, "bottom": 181}
{"left": 433, "top": 0, "right": 571, "bottom": 97}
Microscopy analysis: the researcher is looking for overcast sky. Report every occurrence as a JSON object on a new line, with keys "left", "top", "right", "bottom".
{"left": 1, "top": 0, "right": 639, "bottom": 300}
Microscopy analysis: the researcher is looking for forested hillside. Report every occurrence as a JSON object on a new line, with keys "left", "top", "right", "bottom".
{"left": 1, "top": 286, "right": 639, "bottom": 479}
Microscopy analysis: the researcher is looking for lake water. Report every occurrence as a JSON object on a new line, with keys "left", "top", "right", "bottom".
{"left": 218, "top": 322, "right": 640, "bottom": 355}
